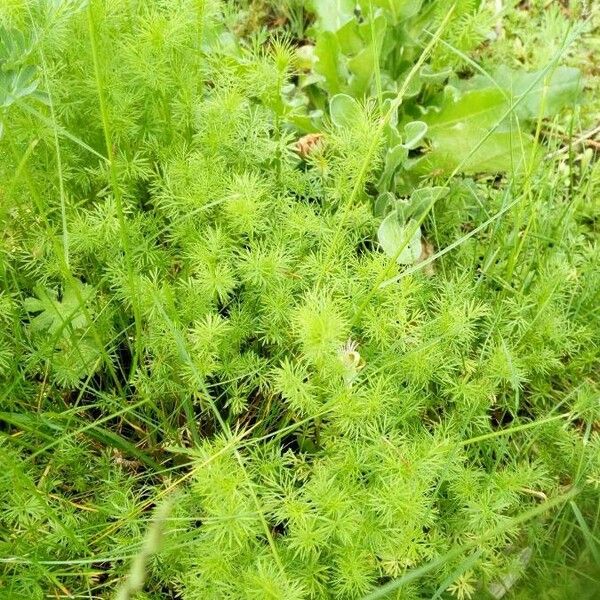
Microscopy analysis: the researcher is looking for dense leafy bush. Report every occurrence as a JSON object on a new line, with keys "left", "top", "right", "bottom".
{"left": 0, "top": 1, "right": 598, "bottom": 599}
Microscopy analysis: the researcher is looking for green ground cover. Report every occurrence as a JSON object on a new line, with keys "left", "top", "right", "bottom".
{"left": 0, "top": 1, "right": 599, "bottom": 598}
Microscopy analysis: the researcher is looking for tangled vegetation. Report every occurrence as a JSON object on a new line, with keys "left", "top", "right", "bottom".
{"left": 0, "top": 1, "right": 599, "bottom": 599}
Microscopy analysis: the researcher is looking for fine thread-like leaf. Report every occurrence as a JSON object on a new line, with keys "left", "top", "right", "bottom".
{"left": 362, "top": 488, "right": 580, "bottom": 600}
{"left": 86, "top": 4, "right": 143, "bottom": 377}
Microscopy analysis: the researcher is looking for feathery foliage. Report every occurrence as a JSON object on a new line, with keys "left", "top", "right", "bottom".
{"left": 0, "top": 1, "right": 599, "bottom": 599}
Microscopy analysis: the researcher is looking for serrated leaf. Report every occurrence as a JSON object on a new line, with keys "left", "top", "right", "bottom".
{"left": 377, "top": 212, "right": 422, "bottom": 264}
{"left": 0, "top": 26, "right": 33, "bottom": 68}
{"left": 53, "top": 334, "right": 102, "bottom": 385}
{"left": 0, "top": 67, "right": 41, "bottom": 108}
{"left": 25, "top": 282, "right": 93, "bottom": 336}
{"left": 0, "top": 26, "right": 44, "bottom": 110}
{"left": 329, "top": 93, "right": 362, "bottom": 128}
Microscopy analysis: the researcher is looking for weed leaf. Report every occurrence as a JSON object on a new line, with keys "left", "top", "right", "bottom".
{"left": 377, "top": 212, "right": 422, "bottom": 264}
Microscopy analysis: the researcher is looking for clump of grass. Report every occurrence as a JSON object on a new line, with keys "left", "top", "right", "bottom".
{"left": 0, "top": 1, "right": 598, "bottom": 599}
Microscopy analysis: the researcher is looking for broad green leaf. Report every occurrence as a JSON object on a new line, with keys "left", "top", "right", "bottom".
{"left": 357, "top": 10, "right": 388, "bottom": 41}
{"left": 408, "top": 186, "right": 449, "bottom": 219}
{"left": 0, "top": 66, "right": 41, "bottom": 108}
{"left": 358, "top": 0, "right": 423, "bottom": 22}
{"left": 392, "top": 187, "right": 445, "bottom": 223}
{"left": 381, "top": 96, "right": 399, "bottom": 128}
{"left": 402, "top": 68, "right": 425, "bottom": 98}
{"left": 496, "top": 65, "right": 582, "bottom": 120}
{"left": 313, "top": 0, "right": 356, "bottom": 33}
{"left": 416, "top": 87, "right": 533, "bottom": 174}
{"left": 420, "top": 64, "right": 453, "bottom": 83}
{"left": 347, "top": 13, "right": 387, "bottom": 97}
{"left": 459, "top": 65, "right": 582, "bottom": 121}
{"left": 314, "top": 31, "right": 346, "bottom": 95}
{"left": 287, "top": 111, "right": 323, "bottom": 133}
{"left": 403, "top": 120, "right": 427, "bottom": 149}
{"left": 330, "top": 93, "right": 362, "bottom": 128}
{"left": 414, "top": 65, "right": 580, "bottom": 175}
{"left": 374, "top": 191, "right": 395, "bottom": 217}
{"left": 377, "top": 212, "right": 422, "bottom": 264}
{"left": 384, "top": 120, "right": 402, "bottom": 147}
{"left": 411, "top": 127, "right": 533, "bottom": 175}
{"left": 335, "top": 19, "right": 363, "bottom": 55}
{"left": 378, "top": 144, "right": 409, "bottom": 191}
{"left": 381, "top": 97, "right": 402, "bottom": 146}
{"left": 348, "top": 46, "right": 377, "bottom": 98}
{"left": 426, "top": 88, "right": 509, "bottom": 132}
{"left": 298, "top": 71, "right": 325, "bottom": 90}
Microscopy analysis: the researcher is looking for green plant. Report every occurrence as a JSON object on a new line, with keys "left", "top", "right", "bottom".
{"left": 284, "top": 1, "right": 583, "bottom": 273}
{"left": 0, "top": 1, "right": 598, "bottom": 599}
